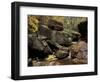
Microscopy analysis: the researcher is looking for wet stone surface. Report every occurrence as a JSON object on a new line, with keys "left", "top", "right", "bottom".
{"left": 29, "top": 41, "right": 87, "bottom": 66}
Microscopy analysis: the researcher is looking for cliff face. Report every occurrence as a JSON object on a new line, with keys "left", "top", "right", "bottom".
{"left": 28, "top": 15, "right": 88, "bottom": 66}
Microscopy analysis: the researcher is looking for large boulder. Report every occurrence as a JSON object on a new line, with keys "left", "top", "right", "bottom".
{"left": 28, "top": 33, "right": 53, "bottom": 59}
{"left": 48, "top": 19, "right": 64, "bottom": 31}
{"left": 70, "top": 41, "right": 87, "bottom": 64}
{"left": 51, "top": 31, "right": 73, "bottom": 46}
{"left": 38, "top": 25, "right": 52, "bottom": 39}
{"left": 38, "top": 25, "right": 73, "bottom": 47}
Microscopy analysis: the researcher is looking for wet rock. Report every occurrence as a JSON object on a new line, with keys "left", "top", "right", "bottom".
{"left": 70, "top": 42, "right": 80, "bottom": 59}
{"left": 72, "top": 58, "right": 87, "bottom": 64}
{"left": 70, "top": 41, "right": 87, "bottom": 64}
{"left": 53, "top": 31, "right": 72, "bottom": 46}
{"left": 38, "top": 25, "right": 52, "bottom": 39}
{"left": 39, "top": 25, "right": 73, "bottom": 47}
{"left": 48, "top": 61, "right": 61, "bottom": 66}
{"left": 28, "top": 33, "right": 53, "bottom": 59}
{"left": 38, "top": 35, "right": 48, "bottom": 40}
{"left": 71, "top": 31, "right": 81, "bottom": 41}
{"left": 48, "top": 19, "right": 64, "bottom": 31}
{"left": 32, "top": 60, "right": 46, "bottom": 66}
{"left": 63, "top": 30, "right": 81, "bottom": 42}
{"left": 77, "top": 41, "right": 87, "bottom": 59}
{"left": 55, "top": 49, "right": 69, "bottom": 59}
{"left": 47, "top": 40, "right": 59, "bottom": 51}
{"left": 58, "top": 57, "right": 72, "bottom": 65}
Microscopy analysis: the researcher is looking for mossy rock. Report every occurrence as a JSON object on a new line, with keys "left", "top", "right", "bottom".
{"left": 48, "top": 19, "right": 64, "bottom": 31}
{"left": 55, "top": 49, "right": 69, "bottom": 59}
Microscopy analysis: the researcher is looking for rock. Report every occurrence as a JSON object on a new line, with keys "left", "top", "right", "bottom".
{"left": 32, "top": 60, "right": 46, "bottom": 66}
{"left": 71, "top": 31, "right": 81, "bottom": 41}
{"left": 76, "top": 41, "right": 87, "bottom": 59}
{"left": 70, "top": 42, "right": 80, "bottom": 59}
{"left": 44, "top": 46, "right": 53, "bottom": 54}
{"left": 38, "top": 25, "right": 52, "bottom": 39}
{"left": 38, "top": 25, "right": 73, "bottom": 47}
{"left": 38, "top": 35, "right": 48, "bottom": 40}
{"left": 63, "top": 29, "right": 81, "bottom": 42}
{"left": 28, "top": 33, "right": 53, "bottom": 59}
{"left": 48, "top": 61, "right": 61, "bottom": 66}
{"left": 48, "top": 19, "right": 64, "bottom": 31}
{"left": 55, "top": 49, "right": 69, "bottom": 59}
{"left": 53, "top": 31, "right": 72, "bottom": 46}
{"left": 72, "top": 58, "right": 87, "bottom": 64}
{"left": 47, "top": 40, "right": 69, "bottom": 51}
{"left": 47, "top": 40, "right": 59, "bottom": 50}
{"left": 29, "top": 34, "right": 44, "bottom": 51}
{"left": 70, "top": 41, "right": 87, "bottom": 64}
{"left": 57, "top": 57, "right": 72, "bottom": 65}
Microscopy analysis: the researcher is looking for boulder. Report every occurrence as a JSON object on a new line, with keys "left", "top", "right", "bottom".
{"left": 70, "top": 41, "right": 87, "bottom": 64}
{"left": 51, "top": 31, "right": 72, "bottom": 46}
{"left": 38, "top": 25, "right": 52, "bottom": 39}
{"left": 28, "top": 33, "right": 53, "bottom": 59}
{"left": 38, "top": 25, "right": 73, "bottom": 47}
{"left": 55, "top": 49, "right": 69, "bottom": 59}
{"left": 48, "top": 19, "right": 64, "bottom": 31}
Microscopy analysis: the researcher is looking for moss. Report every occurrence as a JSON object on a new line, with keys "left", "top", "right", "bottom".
{"left": 28, "top": 16, "right": 39, "bottom": 32}
{"left": 45, "top": 55, "right": 57, "bottom": 61}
